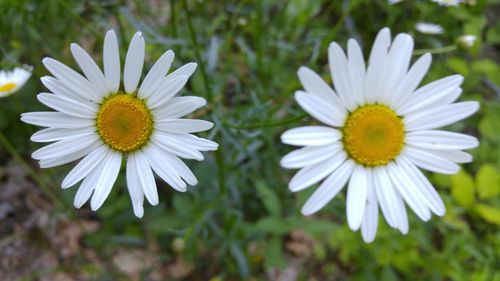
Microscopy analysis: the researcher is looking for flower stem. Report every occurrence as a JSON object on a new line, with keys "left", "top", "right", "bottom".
{"left": 0, "top": 131, "right": 65, "bottom": 209}
{"left": 413, "top": 45, "right": 457, "bottom": 56}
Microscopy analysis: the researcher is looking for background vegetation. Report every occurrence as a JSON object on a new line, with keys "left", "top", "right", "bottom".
{"left": 0, "top": 0, "right": 499, "bottom": 280}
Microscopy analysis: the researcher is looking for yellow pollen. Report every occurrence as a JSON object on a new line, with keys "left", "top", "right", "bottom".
{"left": 342, "top": 104, "right": 405, "bottom": 166}
{"left": 96, "top": 93, "right": 153, "bottom": 152}
{"left": 0, "top": 82, "right": 17, "bottom": 92}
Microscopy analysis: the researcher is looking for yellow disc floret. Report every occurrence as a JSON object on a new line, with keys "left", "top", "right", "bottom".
{"left": 96, "top": 93, "right": 153, "bottom": 152}
{"left": 342, "top": 104, "right": 405, "bottom": 166}
{"left": 0, "top": 82, "right": 17, "bottom": 92}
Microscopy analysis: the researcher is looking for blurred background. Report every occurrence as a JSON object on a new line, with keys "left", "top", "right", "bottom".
{"left": 0, "top": 0, "right": 499, "bottom": 280}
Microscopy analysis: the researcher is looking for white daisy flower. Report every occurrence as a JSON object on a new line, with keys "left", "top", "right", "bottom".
{"left": 280, "top": 27, "right": 479, "bottom": 242}
{"left": 458, "top": 35, "right": 477, "bottom": 48}
{"left": 415, "top": 22, "right": 444, "bottom": 35}
{"left": 0, "top": 66, "right": 32, "bottom": 97}
{"left": 21, "top": 30, "right": 218, "bottom": 218}
{"left": 431, "top": 0, "right": 462, "bottom": 6}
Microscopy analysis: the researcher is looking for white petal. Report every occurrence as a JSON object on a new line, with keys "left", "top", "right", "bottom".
{"left": 390, "top": 53, "right": 432, "bottom": 109}
{"left": 40, "top": 76, "right": 87, "bottom": 101}
{"left": 378, "top": 34, "right": 414, "bottom": 105}
{"left": 31, "top": 127, "right": 95, "bottom": 143}
{"left": 301, "top": 159, "right": 355, "bottom": 215}
{"left": 397, "top": 156, "right": 445, "bottom": 216}
{"left": 74, "top": 167, "right": 100, "bottom": 208}
{"left": 132, "top": 152, "right": 159, "bottom": 206}
{"left": 404, "top": 101, "right": 479, "bottom": 131}
{"left": 155, "top": 119, "right": 214, "bottom": 134}
{"left": 151, "top": 132, "right": 204, "bottom": 160}
{"left": 402, "top": 146, "right": 460, "bottom": 174}
{"left": 297, "top": 66, "right": 346, "bottom": 124}
{"left": 38, "top": 140, "right": 101, "bottom": 168}
{"left": 361, "top": 170, "right": 378, "bottom": 243}
{"left": 42, "top": 58, "right": 100, "bottom": 101}
{"left": 347, "top": 39, "right": 366, "bottom": 106}
{"left": 126, "top": 157, "right": 145, "bottom": 218}
{"left": 147, "top": 75, "right": 189, "bottom": 109}
{"left": 124, "top": 32, "right": 145, "bottom": 93}
{"left": 21, "top": 112, "right": 94, "bottom": 128}
{"left": 295, "top": 91, "right": 345, "bottom": 127}
{"left": 387, "top": 162, "right": 431, "bottom": 221}
{"left": 397, "top": 75, "right": 463, "bottom": 115}
{"left": 61, "top": 145, "right": 109, "bottom": 189}
{"left": 289, "top": 151, "right": 347, "bottom": 192}
{"left": 138, "top": 50, "right": 175, "bottom": 98}
{"left": 425, "top": 149, "right": 472, "bottom": 164}
{"left": 328, "top": 42, "right": 356, "bottom": 111}
{"left": 281, "top": 126, "right": 341, "bottom": 146}
{"left": 162, "top": 152, "right": 198, "bottom": 186}
{"left": 280, "top": 143, "right": 342, "bottom": 169}
{"left": 162, "top": 133, "right": 218, "bottom": 151}
{"left": 405, "top": 130, "right": 479, "bottom": 150}
{"left": 143, "top": 144, "right": 187, "bottom": 192}
{"left": 153, "top": 96, "right": 207, "bottom": 120}
{"left": 168, "top": 62, "right": 197, "bottom": 78}
{"left": 32, "top": 133, "right": 98, "bottom": 160}
{"left": 37, "top": 93, "right": 97, "bottom": 118}
{"left": 346, "top": 165, "right": 368, "bottom": 231}
{"left": 70, "top": 43, "right": 108, "bottom": 97}
{"left": 365, "top": 28, "right": 391, "bottom": 104}
{"left": 103, "top": 30, "right": 120, "bottom": 93}
{"left": 373, "top": 166, "right": 400, "bottom": 228}
{"left": 90, "top": 151, "right": 122, "bottom": 211}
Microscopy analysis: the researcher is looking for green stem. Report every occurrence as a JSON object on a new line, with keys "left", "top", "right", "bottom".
{"left": 0, "top": 131, "right": 64, "bottom": 209}
{"left": 182, "top": 0, "right": 226, "bottom": 195}
{"left": 225, "top": 113, "right": 308, "bottom": 130}
{"left": 413, "top": 45, "right": 457, "bottom": 56}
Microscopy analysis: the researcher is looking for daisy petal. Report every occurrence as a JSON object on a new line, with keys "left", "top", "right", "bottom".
{"left": 403, "top": 146, "right": 460, "bottom": 174}
{"left": 153, "top": 96, "right": 207, "bottom": 119}
{"left": 37, "top": 93, "right": 97, "bottom": 118}
{"left": 346, "top": 165, "right": 368, "bottom": 231}
{"left": 365, "top": 27, "right": 391, "bottom": 103}
{"left": 32, "top": 133, "right": 98, "bottom": 160}
{"left": 74, "top": 167, "right": 100, "bottom": 208}
{"left": 70, "top": 43, "right": 108, "bottom": 97}
{"left": 42, "top": 58, "right": 100, "bottom": 101}
{"left": 144, "top": 145, "right": 187, "bottom": 192}
{"left": 90, "top": 151, "right": 122, "bottom": 211}
{"left": 295, "top": 91, "right": 344, "bottom": 127}
{"left": 61, "top": 145, "right": 109, "bottom": 189}
{"left": 151, "top": 132, "right": 204, "bottom": 160}
{"left": 281, "top": 126, "right": 341, "bottom": 146}
{"left": 280, "top": 143, "right": 342, "bottom": 169}
{"left": 21, "top": 112, "right": 94, "bottom": 128}
{"left": 163, "top": 153, "right": 198, "bottom": 186}
{"left": 301, "top": 159, "right": 355, "bottom": 216}
{"left": 425, "top": 149, "right": 472, "bottom": 163}
{"left": 373, "top": 166, "right": 400, "bottom": 228}
{"left": 103, "top": 30, "right": 120, "bottom": 93}
{"left": 31, "top": 127, "right": 95, "bottom": 143}
{"left": 289, "top": 151, "right": 347, "bottom": 192}
{"left": 387, "top": 162, "right": 431, "bottom": 222}
{"left": 404, "top": 101, "right": 479, "bottom": 131}
{"left": 361, "top": 172, "right": 378, "bottom": 243}
{"left": 164, "top": 133, "right": 218, "bottom": 151}
{"left": 405, "top": 130, "right": 479, "bottom": 150}
{"left": 40, "top": 76, "right": 86, "bottom": 101}
{"left": 147, "top": 75, "right": 190, "bottom": 109}
{"left": 39, "top": 140, "right": 101, "bottom": 168}
{"left": 390, "top": 53, "right": 432, "bottom": 109}
{"left": 155, "top": 119, "right": 214, "bottom": 134}
{"left": 347, "top": 39, "right": 366, "bottom": 106}
{"left": 124, "top": 32, "right": 145, "bottom": 93}
{"left": 126, "top": 157, "right": 145, "bottom": 218}
{"left": 138, "top": 50, "right": 175, "bottom": 98}
{"left": 132, "top": 152, "right": 159, "bottom": 206}
{"left": 329, "top": 42, "right": 356, "bottom": 111}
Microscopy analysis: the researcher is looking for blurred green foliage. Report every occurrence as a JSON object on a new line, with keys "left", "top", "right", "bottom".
{"left": 1, "top": 0, "right": 499, "bottom": 280}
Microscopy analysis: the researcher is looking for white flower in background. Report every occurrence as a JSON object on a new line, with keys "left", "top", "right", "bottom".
{"left": 432, "top": 0, "right": 462, "bottom": 6}
{"left": 280, "top": 27, "right": 479, "bottom": 242}
{"left": 415, "top": 22, "right": 444, "bottom": 35}
{"left": 459, "top": 35, "right": 477, "bottom": 48}
{"left": 388, "top": 0, "right": 404, "bottom": 4}
{"left": 0, "top": 66, "right": 32, "bottom": 97}
{"left": 21, "top": 30, "right": 218, "bottom": 218}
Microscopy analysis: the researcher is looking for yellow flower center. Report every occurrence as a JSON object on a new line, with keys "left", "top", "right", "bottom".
{"left": 96, "top": 93, "right": 153, "bottom": 152}
{"left": 0, "top": 82, "right": 17, "bottom": 92}
{"left": 342, "top": 104, "right": 405, "bottom": 166}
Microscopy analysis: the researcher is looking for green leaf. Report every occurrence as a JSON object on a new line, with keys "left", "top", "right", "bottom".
{"left": 476, "top": 164, "right": 500, "bottom": 199}
{"left": 475, "top": 204, "right": 500, "bottom": 226}
{"left": 255, "top": 217, "right": 289, "bottom": 235}
{"left": 264, "top": 235, "right": 286, "bottom": 269}
{"left": 447, "top": 57, "right": 469, "bottom": 76}
{"left": 451, "top": 171, "right": 475, "bottom": 207}
{"left": 255, "top": 180, "right": 281, "bottom": 217}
